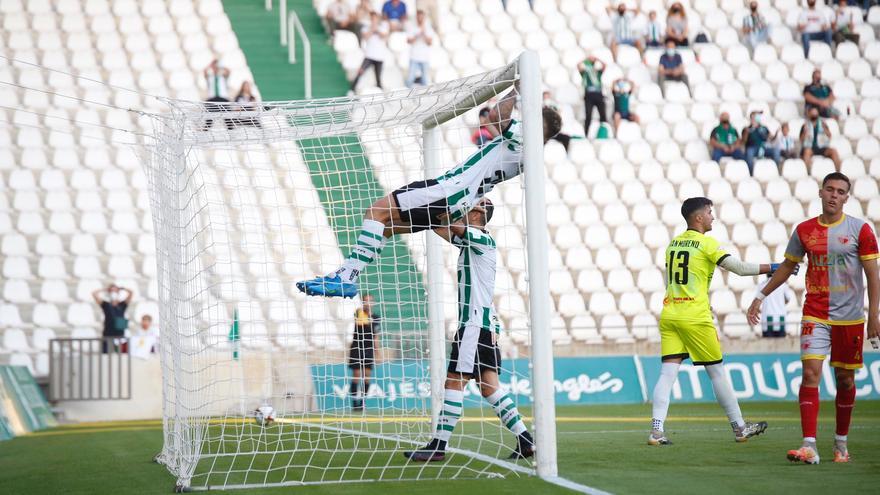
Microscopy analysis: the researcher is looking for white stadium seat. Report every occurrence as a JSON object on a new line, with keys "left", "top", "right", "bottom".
{"left": 3, "top": 328, "right": 33, "bottom": 352}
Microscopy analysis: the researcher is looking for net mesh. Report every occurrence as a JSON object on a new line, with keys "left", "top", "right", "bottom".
{"left": 145, "top": 61, "right": 539, "bottom": 490}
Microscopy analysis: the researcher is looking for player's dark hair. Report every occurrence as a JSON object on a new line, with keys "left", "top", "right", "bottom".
{"left": 483, "top": 198, "right": 494, "bottom": 224}
{"left": 542, "top": 106, "right": 562, "bottom": 138}
{"left": 681, "top": 197, "right": 713, "bottom": 222}
{"left": 822, "top": 172, "right": 851, "bottom": 192}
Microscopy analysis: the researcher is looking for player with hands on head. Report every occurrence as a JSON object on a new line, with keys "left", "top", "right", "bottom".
{"left": 747, "top": 172, "right": 880, "bottom": 465}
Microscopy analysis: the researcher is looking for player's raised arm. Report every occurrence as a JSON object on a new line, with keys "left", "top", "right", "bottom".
{"left": 487, "top": 83, "right": 518, "bottom": 135}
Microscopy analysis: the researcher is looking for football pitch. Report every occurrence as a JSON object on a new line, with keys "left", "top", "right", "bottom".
{"left": 2, "top": 401, "right": 879, "bottom": 494}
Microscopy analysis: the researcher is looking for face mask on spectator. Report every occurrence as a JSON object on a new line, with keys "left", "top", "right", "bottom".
{"left": 666, "top": 48, "right": 675, "bottom": 56}
{"left": 754, "top": 114, "right": 762, "bottom": 124}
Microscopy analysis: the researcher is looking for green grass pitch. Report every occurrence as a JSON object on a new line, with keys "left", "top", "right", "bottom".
{"left": 2, "top": 401, "right": 878, "bottom": 494}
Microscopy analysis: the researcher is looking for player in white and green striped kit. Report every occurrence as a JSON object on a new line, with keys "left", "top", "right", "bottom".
{"left": 403, "top": 198, "right": 535, "bottom": 462}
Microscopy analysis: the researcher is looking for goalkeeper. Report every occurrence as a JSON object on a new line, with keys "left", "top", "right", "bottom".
{"left": 297, "top": 85, "right": 563, "bottom": 298}
{"left": 403, "top": 198, "right": 535, "bottom": 462}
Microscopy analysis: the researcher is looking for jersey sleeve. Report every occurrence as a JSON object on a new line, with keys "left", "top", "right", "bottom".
{"left": 702, "top": 236, "right": 728, "bottom": 265}
{"left": 784, "top": 227, "right": 806, "bottom": 263}
{"left": 858, "top": 222, "right": 880, "bottom": 261}
{"left": 453, "top": 227, "right": 497, "bottom": 250}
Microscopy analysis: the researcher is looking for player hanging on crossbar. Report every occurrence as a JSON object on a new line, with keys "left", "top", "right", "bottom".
{"left": 297, "top": 84, "right": 563, "bottom": 298}
{"left": 402, "top": 197, "right": 535, "bottom": 462}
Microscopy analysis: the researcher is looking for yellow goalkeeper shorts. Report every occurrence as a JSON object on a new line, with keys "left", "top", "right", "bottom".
{"left": 659, "top": 318, "right": 723, "bottom": 365}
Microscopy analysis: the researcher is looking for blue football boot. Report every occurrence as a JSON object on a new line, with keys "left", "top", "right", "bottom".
{"left": 296, "top": 274, "right": 358, "bottom": 298}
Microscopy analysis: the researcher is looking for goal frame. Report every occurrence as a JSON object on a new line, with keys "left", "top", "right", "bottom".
{"left": 147, "top": 50, "right": 558, "bottom": 489}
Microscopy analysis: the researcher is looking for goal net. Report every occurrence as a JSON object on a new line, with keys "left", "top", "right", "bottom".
{"left": 145, "top": 53, "right": 556, "bottom": 491}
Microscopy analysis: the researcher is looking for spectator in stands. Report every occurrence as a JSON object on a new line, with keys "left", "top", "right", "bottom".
{"left": 665, "top": 2, "right": 689, "bottom": 46}
{"left": 607, "top": 2, "right": 644, "bottom": 60}
{"left": 382, "top": 0, "right": 407, "bottom": 32}
{"left": 709, "top": 112, "right": 745, "bottom": 162}
{"left": 350, "top": 12, "right": 389, "bottom": 95}
{"left": 774, "top": 123, "right": 799, "bottom": 162}
{"left": 803, "top": 69, "right": 841, "bottom": 120}
{"left": 131, "top": 315, "right": 159, "bottom": 353}
{"left": 644, "top": 10, "right": 664, "bottom": 48}
{"left": 202, "top": 59, "right": 232, "bottom": 131}
{"left": 543, "top": 91, "right": 572, "bottom": 151}
{"left": 232, "top": 81, "right": 261, "bottom": 128}
{"left": 611, "top": 78, "right": 639, "bottom": 132}
{"left": 324, "top": 0, "right": 356, "bottom": 42}
{"left": 742, "top": 1, "right": 770, "bottom": 52}
{"left": 800, "top": 106, "right": 842, "bottom": 171}
{"left": 92, "top": 284, "right": 133, "bottom": 354}
{"left": 798, "top": 0, "right": 833, "bottom": 58}
{"left": 658, "top": 40, "right": 689, "bottom": 95}
{"left": 577, "top": 54, "right": 607, "bottom": 137}
{"left": 742, "top": 110, "right": 780, "bottom": 174}
{"left": 354, "top": 0, "right": 374, "bottom": 41}
{"left": 833, "top": 0, "right": 860, "bottom": 45}
{"left": 471, "top": 107, "right": 496, "bottom": 148}
{"left": 405, "top": 10, "right": 434, "bottom": 88}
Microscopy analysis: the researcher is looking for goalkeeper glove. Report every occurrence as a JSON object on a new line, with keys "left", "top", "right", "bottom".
{"left": 768, "top": 263, "right": 800, "bottom": 275}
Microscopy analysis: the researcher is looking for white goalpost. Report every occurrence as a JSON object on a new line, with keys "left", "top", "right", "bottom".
{"left": 144, "top": 51, "right": 556, "bottom": 491}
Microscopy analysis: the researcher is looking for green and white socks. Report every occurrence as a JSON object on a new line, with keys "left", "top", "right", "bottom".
{"left": 337, "top": 219, "right": 387, "bottom": 282}
{"left": 486, "top": 389, "right": 528, "bottom": 437}
{"left": 433, "top": 389, "right": 464, "bottom": 451}
{"left": 429, "top": 388, "right": 531, "bottom": 452}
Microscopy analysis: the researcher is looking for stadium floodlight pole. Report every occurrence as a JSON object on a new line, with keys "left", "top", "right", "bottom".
{"left": 520, "top": 50, "right": 558, "bottom": 478}
{"left": 423, "top": 125, "right": 445, "bottom": 429}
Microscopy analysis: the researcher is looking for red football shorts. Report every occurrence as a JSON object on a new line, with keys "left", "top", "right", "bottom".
{"left": 800, "top": 320, "right": 865, "bottom": 370}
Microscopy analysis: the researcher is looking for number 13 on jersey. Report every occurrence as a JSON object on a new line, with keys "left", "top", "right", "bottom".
{"left": 667, "top": 250, "right": 690, "bottom": 285}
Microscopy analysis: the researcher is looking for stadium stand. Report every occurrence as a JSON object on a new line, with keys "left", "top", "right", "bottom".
{"left": 317, "top": 0, "right": 880, "bottom": 344}
{"left": 2, "top": 0, "right": 880, "bottom": 374}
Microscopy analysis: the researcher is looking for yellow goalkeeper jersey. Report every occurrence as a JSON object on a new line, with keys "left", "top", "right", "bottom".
{"left": 661, "top": 229, "right": 729, "bottom": 322}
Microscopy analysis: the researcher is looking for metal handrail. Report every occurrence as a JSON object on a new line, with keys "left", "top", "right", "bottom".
{"left": 287, "top": 10, "right": 313, "bottom": 99}
{"left": 280, "top": 0, "right": 287, "bottom": 45}
{"left": 264, "top": 0, "right": 313, "bottom": 99}
{"left": 48, "top": 337, "right": 131, "bottom": 401}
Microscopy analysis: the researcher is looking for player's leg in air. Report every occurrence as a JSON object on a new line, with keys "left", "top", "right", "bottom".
{"left": 296, "top": 193, "right": 413, "bottom": 298}
{"left": 650, "top": 320, "right": 768, "bottom": 445}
